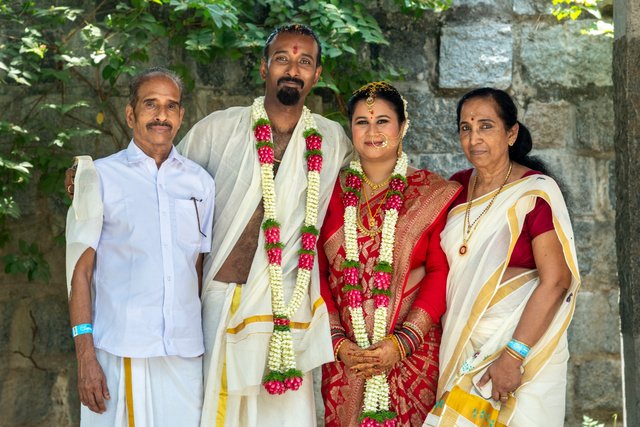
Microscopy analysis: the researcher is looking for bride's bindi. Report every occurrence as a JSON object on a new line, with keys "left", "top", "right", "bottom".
{"left": 293, "top": 45, "right": 298, "bottom": 54}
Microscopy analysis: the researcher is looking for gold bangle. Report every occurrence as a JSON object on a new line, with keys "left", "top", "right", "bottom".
{"left": 402, "top": 321, "right": 425, "bottom": 342}
{"left": 334, "top": 338, "right": 348, "bottom": 360}
{"left": 504, "top": 346, "right": 525, "bottom": 362}
{"left": 387, "top": 334, "right": 406, "bottom": 360}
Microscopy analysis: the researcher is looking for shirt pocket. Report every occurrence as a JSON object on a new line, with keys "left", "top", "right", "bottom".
{"left": 174, "top": 198, "right": 203, "bottom": 248}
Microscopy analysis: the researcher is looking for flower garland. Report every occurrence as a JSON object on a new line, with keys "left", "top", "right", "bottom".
{"left": 252, "top": 96, "right": 324, "bottom": 395}
{"left": 342, "top": 152, "right": 408, "bottom": 427}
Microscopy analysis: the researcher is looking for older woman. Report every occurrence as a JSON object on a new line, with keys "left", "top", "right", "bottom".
{"left": 318, "top": 82, "right": 460, "bottom": 426}
{"left": 425, "top": 88, "right": 580, "bottom": 427}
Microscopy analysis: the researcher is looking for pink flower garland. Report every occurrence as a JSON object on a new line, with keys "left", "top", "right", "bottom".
{"left": 253, "top": 105, "right": 324, "bottom": 395}
{"left": 341, "top": 156, "right": 408, "bottom": 427}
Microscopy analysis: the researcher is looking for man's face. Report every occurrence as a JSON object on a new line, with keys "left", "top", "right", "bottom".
{"left": 260, "top": 32, "right": 322, "bottom": 106}
{"left": 125, "top": 75, "right": 184, "bottom": 152}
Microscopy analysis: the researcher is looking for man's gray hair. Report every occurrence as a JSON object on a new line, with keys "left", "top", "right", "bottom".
{"left": 128, "top": 67, "right": 184, "bottom": 109}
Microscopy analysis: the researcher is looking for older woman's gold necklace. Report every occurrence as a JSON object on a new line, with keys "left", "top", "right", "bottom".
{"left": 459, "top": 162, "right": 513, "bottom": 255}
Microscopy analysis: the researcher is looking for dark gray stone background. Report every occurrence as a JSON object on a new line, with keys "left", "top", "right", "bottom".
{"left": 0, "top": 0, "right": 619, "bottom": 426}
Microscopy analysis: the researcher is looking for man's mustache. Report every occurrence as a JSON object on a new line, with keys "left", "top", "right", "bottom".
{"left": 277, "top": 76, "right": 304, "bottom": 89}
{"left": 146, "top": 121, "right": 172, "bottom": 130}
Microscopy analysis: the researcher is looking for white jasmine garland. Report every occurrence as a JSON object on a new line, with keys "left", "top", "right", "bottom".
{"left": 342, "top": 152, "right": 409, "bottom": 423}
{"left": 252, "top": 96, "right": 324, "bottom": 392}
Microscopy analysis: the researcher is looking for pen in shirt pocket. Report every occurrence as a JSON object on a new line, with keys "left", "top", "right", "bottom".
{"left": 190, "top": 197, "right": 207, "bottom": 238}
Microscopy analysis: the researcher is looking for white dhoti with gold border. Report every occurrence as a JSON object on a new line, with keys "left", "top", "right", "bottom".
{"left": 200, "top": 281, "right": 317, "bottom": 427}
{"left": 80, "top": 349, "right": 202, "bottom": 427}
{"left": 177, "top": 105, "right": 352, "bottom": 427}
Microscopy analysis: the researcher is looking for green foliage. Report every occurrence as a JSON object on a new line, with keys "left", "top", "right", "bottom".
{"left": 0, "top": 0, "right": 450, "bottom": 283}
{"left": 2, "top": 239, "right": 50, "bottom": 282}
{"left": 581, "top": 413, "right": 619, "bottom": 427}
{"left": 582, "top": 415, "right": 604, "bottom": 427}
{"left": 551, "top": 0, "right": 613, "bottom": 37}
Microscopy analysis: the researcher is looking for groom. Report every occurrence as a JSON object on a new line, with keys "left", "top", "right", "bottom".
{"left": 176, "top": 24, "right": 351, "bottom": 426}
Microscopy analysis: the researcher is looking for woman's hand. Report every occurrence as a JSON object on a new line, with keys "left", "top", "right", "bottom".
{"left": 338, "top": 340, "right": 378, "bottom": 371}
{"left": 478, "top": 351, "right": 523, "bottom": 402}
{"left": 350, "top": 338, "right": 402, "bottom": 379}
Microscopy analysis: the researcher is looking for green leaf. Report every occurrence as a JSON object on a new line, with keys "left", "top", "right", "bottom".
{"left": 40, "top": 101, "right": 90, "bottom": 115}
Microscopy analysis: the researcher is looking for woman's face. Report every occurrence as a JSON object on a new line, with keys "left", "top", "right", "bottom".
{"left": 458, "top": 97, "right": 518, "bottom": 170}
{"left": 351, "top": 97, "right": 402, "bottom": 163}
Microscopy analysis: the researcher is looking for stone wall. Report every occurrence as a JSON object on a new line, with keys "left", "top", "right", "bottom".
{"left": 0, "top": 0, "right": 618, "bottom": 426}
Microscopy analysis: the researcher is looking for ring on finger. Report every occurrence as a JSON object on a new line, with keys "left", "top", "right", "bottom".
{"left": 500, "top": 395, "right": 508, "bottom": 401}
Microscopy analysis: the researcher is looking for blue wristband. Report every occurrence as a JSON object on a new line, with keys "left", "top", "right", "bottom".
{"left": 507, "top": 339, "right": 530, "bottom": 358}
{"left": 72, "top": 323, "right": 93, "bottom": 338}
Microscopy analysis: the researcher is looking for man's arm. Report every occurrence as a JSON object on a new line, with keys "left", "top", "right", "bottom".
{"left": 69, "top": 248, "right": 110, "bottom": 413}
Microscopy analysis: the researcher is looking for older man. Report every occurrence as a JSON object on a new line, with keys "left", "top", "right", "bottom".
{"left": 66, "top": 67, "right": 215, "bottom": 427}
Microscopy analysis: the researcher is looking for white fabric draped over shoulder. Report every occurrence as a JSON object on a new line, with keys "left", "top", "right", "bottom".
{"left": 425, "top": 174, "right": 580, "bottom": 427}
{"left": 65, "top": 155, "right": 103, "bottom": 297}
{"left": 176, "top": 104, "right": 352, "bottom": 426}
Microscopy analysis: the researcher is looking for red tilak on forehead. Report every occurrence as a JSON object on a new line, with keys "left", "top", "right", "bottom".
{"left": 293, "top": 45, "right": 298, "bottom": 54}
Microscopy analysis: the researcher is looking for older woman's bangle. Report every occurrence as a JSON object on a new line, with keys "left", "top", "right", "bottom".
{"left": 507, "top": 339, "right": 530, "bottom": 358}
{"left": 504, "top": 346, "right": 525, "bottom": 362}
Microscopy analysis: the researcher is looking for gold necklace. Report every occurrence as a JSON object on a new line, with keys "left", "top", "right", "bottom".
{"left": 459, "top": 162, "right": 513, "bottom": 255}
{"left": 358, "top": 185, "right": 391, "bottom": 237}
{"left": 363, "top": 187, "right": 388, "bottom": 222}
{"left": 362, "top": 173, "right": 391, "bottom": 191}
{"left": 356, "top": 202, "right": 382, "bottom": 237}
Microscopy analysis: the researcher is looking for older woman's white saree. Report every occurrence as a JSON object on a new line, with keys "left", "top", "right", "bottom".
{"left": 424, "top": 174, "right": 580, "bottom": 427}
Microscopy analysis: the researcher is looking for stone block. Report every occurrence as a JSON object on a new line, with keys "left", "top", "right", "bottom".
{"left": 451, "top": 0, "right": 512, "bottom": 10}
{"left": 32, "top": 296, "right": 75, "bottom": 356}
{"left": 380, "top": 14, "right": 439, "bottom": 82}
{"left": 533, "top": 149, "right": 597, "bottom": 214}
{"left": 567, "top": 290, "right": 620, "bottom": 355}
{"left": 574, "top": 356, "right": 622, "bottom": 411}
{"left": 189, "top": 91, "right": 254, "bottom": 127}
{"left": 523, "top": 100, "right": 576, "bottom": 149}
{"left": 0, "top": 367, "right": 57, "bottom": 425}
{"left": 595, "top": 158, "right": 616, "bottom": 218}
{"left": 572, "top": 218, "right": 617, "bottom": 286}
{"left": 0, "top": 300, "right": 17, "bottom": 353}
{"left": 513, "top": 0, "right": 553, "bottom": 15}
{"left": 399, "top": 89, "right": 460, "bottom": 154}
{"left": 576, "top": 98, "right": 614, "bottom": 152}
{"left": 520, "top": 21, "right": 613, "bottom": 88}
{"left": 195, "top": 54, "right": 258, "bottom": 96}
{"left": 408, "top": 152, "right": 470, "bottom": 179}
{"left": 438, "top": 23, "right": 513, "bottom": 89}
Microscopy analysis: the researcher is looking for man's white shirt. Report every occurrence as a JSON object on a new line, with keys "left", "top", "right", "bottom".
{"left": 91, "top": 141, "right": 214, "bottom": 358}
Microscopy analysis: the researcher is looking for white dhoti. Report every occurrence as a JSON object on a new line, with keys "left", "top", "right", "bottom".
{"left": 200, "top": 281, "right": 316, "bottom": 427}
{"left": 177, "top": 104, "right": 352, "bottom": 427}
{"left": 81, "top": 349, "right": 203, "bottom": 427}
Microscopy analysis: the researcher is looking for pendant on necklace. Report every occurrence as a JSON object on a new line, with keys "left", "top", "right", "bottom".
{"left": 459, "top": 244, "right": 468, "bottom": 255}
